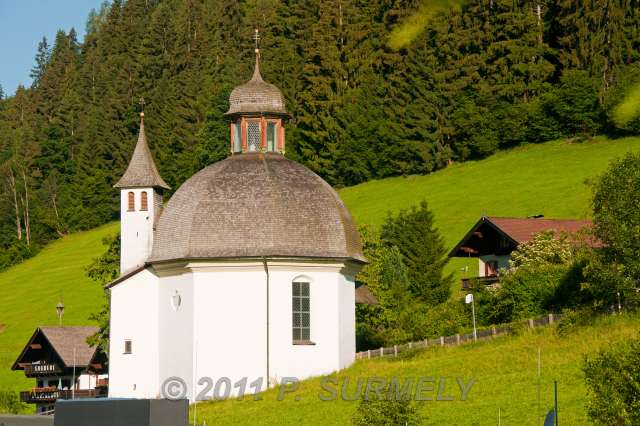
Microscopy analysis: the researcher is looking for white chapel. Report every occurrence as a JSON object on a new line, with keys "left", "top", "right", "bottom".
{"left": 106, "top": 45, "right": 366, "bottom": 402}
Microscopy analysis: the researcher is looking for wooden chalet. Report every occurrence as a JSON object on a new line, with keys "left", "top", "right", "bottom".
{"left": 12, "top": 326, "right": 108, "bottom": 415}
{"left": 449, "top": 216, "right": 592, "bottom": 289}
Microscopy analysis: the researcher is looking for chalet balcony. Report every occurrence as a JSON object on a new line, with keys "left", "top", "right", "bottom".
{"left": 19, "top": 387, "right": 108, "bottom": 404}
{"left": 461, "top": 275, "right": 500, "bottom": 289}
{"left": 23, "top": 363, "right": 63, "bottom": 377}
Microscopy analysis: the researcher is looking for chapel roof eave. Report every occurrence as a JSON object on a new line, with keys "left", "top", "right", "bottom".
{"left": 222, "top": 109, "right": 291, "bottom": 120}
{"left": 147, "top": 254, "right": 368, "bottom": 268}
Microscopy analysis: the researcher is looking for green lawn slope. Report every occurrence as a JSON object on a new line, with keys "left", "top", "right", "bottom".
{"left": 339, "top": 136, "right": 640, "bottom": 287}
{"left": 0, "top": 223, "right": 118, "bottom": 393}
{"left": 194, "top": 313, "right": 640, "bottom": 425}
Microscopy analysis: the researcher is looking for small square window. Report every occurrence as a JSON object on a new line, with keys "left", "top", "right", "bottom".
{"left": 124, "top": 340, "right": 132, "bottom": 354}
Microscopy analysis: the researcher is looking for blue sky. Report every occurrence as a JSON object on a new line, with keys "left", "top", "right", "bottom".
{"left": 0, "top": 0, "right": 105, "bottom": 96}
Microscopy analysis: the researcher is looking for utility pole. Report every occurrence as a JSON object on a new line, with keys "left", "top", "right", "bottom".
{"left": 554, "top": 381, "right": 559, "bottom": 426}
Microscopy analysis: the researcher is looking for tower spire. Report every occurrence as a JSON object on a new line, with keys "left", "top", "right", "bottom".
{"left": 251, "top": 29, "right": 263, "bottom": 82}
{"left": 114, "top": 110, "right": 170, "bottom": 190}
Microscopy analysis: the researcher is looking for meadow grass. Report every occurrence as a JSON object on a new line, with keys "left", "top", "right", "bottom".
{"left": 339, "top": 136, "right": 640, "bottom": 291}
{"left": 0, "top": 222, "right": 118, "bottom": 393}
{"left": 192, "top": 313, "right": 640, "bottom": 425}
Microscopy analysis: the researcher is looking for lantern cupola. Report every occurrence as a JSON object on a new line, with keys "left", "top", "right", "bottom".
{"left": 224, "top": 30, "right": 288, "bottom": 154}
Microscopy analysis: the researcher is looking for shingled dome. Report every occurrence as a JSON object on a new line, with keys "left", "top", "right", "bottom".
{"left": 149, "top": 152, "right": 365, "bottom": 263}
{"left": 224, "top": 51, "right": 288, "bottom": 118}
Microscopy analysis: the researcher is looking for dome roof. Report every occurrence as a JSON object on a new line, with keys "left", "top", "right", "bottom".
{"left": 224, "top": 52, "right": 288, "bottom": 117}
{"left": 149, "top": 153, "right": 365, "bottom": 263}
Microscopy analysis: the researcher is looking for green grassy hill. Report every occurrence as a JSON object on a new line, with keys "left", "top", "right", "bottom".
{"left": 0, "top": 223, "right": 118, "bottom": 393}
{"left": 340, "top": 136, "right": 640, "bottom": 287}
{"left": 1, "top": 136, "right": 639, "bottom": 402}
{"left": 193, "top": 313, "right": 640, "bottom": 425}
{"left": 341, "top": 136, "right": 640, "bottom": 244}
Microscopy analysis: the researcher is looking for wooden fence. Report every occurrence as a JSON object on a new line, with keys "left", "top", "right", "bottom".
{"left": 355, "top": 313, "right": 558, "bottom": 360}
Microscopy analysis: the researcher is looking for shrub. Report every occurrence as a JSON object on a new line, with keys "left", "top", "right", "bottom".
{"left": 590, "top": 152, "right": 640, "bottom": 310}
{"left": 486, "top": 264, "right": 566, "bottom": 324}
{"left": 0, "top": 390, "right": 26, "bottom": 414}
{"left": 555, "top": 308, "right": 595, "bottom": 337}
{"left": 583, "top": 335, "right": 640, "bottom": 425}
{"left": 351, "top": 385, "right": 421, "bottom": 426}
{"left": 420, "top": 299, "right": 470, "bottom": 338}
{"left": 509, "top": 231, "right": 573, "bottom": 269}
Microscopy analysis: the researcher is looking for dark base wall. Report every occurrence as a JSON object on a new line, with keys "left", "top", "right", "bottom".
{"left": 54, "top": 399, "right": 188, "bottom": 426}
{"left": 0, "top": 415, "right": 54, "bottom": 426}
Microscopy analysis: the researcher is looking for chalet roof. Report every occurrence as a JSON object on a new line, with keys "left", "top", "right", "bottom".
{"left": 12, "top": 326, "right": 99, "bottom": 370}
{"left": 114, "top": 113, "right": 170, "bottom": 190}
{"left": 449, "top": 216, "right": 593, "bottom": 257}
{"left": 487, "top": 217, "right": 592, "bottom": 243}
{"left": 355, "top": 285, "right": 379, "bottom": 305}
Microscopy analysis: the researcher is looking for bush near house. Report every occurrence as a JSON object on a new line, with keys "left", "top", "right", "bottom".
{"left": 0, "top": 391, "right": 26, "bottom": 414}
{"left": 588, "top": 152, "right": 640, "bottom": 311}
{"left": 583, "top": 335, "right": 640, "bottom": 425}
{"left": 351, "top": 385, "right": 420, "bottom": 426}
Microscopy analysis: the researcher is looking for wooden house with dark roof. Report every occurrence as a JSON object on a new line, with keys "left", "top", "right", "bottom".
{"left": 449, "top": 216, "right": 592, "bottom": 289}
{"left": 12, "top": 326, "right": 108, "bottom": 414}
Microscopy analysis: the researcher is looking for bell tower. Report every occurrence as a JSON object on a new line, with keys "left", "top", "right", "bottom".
{"left": 114, "top": 111, "right": 170, "bottom": 274}
{"left": 224, "top": 29, "right": 289, "bottom": 154}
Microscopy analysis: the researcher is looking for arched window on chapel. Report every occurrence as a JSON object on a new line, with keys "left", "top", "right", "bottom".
{"left": 140, "top": 191, "right": 148, "bottom": 211}
{"left": 127, "top": 192, "right": 135, "bottom": 212}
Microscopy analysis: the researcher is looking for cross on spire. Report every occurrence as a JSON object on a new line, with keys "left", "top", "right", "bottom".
{"left": 139, "top": 97, "right": 145, "bottom": 117}
{"left": 253, "top": 29, "right": 260, "bottom": 50}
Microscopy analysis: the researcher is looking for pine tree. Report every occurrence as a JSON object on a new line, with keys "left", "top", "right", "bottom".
{"left": 30, "top": 37, "right": 50, "bottom": 88}
{"left": 380, "top": 201, "right": 452, "bottom": 306}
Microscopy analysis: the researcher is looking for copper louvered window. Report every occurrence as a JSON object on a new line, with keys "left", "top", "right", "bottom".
{"left": 140, "top": 191, "right": 148, "bottom": 211}
{"left": 292, "top": 282, "right": 310, "bottom": 342}
{"left": 127, "top": 192, "right": 135, "bottom": 211}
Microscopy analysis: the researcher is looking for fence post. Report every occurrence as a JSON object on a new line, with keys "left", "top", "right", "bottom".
{"left": 548, "top": 313, "right": 554, "bottom": 324}
{"left": 394, "top": 345, "right": 398, "bottom": 357}
{"left": 424, "top": 339, "right": 428, "bottom": 347}
{"left": 367, "top": 349, "right": 370, "bottom": 359}
{"left": 380, "top": 347, "right": 384, "bottom": 357}
{"left": 492, "top": 326, "right": 497, "bottom": 338}
{"left": 408, "top": 342, "right": 412, "bottom": 350}
{"left": 528, "top": 318, "right": 534, "bottom": 329}
{"left": 440, "top": 336, "right": 444, "bottom": 346}
{"left": 456, "top": 334, "right": 460, "bottom": 345}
